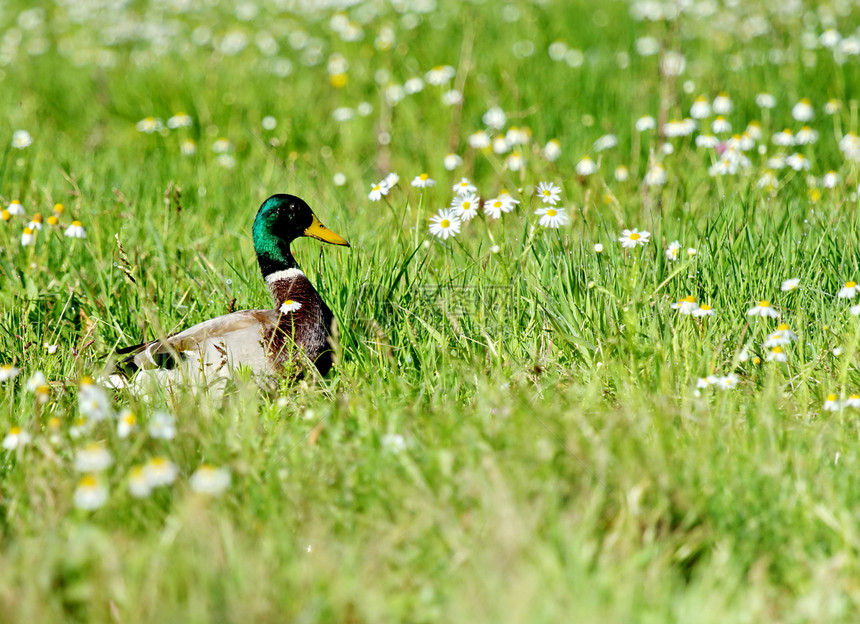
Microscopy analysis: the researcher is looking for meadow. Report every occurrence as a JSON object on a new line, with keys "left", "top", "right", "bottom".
{"left": 1, "top": 0, "right": 860, "bottom": 621}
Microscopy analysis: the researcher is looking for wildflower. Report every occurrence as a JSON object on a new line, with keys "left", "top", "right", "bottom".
{"left": 11, "top": 130, "right": 32, "bottom": 149}
{"left": 671, "top": 295, "right": 698, "bottom": 314}
{"left": 367, "top": 182, "right": 389, "bottom": 201}
{"left": 1, "top": 210, "right": 9, "bottom": 221}
{"left": 505, "top": 151, "right": 524, "bottom": 171}
{"left": 846, "top": 395, "right": 860, "bottom": 408}
{"left": 781, "top": 278, "right": 800, "bottom": 291}
{"left": 425, "top": 65, "right": 455, "bottom": 85}
{"left": 772, "top": 129, "right": 795, "bottom": 147}
{"left": 665, "top": 240, "right": 681, "bottom": 261}
{"left": 618, "top": 228, "right": 651, "bottom": 248}
{"left": 663, "top": 119, "right": 696, "bottom": 137}
{"left": 711, "top": 116, "right": 731, "bottom": 133}
{"left": 692, "top": 304, "right": 715, "bottom": 317}
{"left": 690, "top": 96, "right": 711, "bottom": 119}
{"left": 836, "top": 281, "right": 858, "bottom": 299}
{"left": 795, "top": 127, "right": 818, "bottom": 145}
{"left": 166, "top": 113, "right": 193, "bottom": 129}
{"left": 575, "top": 157, "right": 597, "bottom": 176}
{"left": 468, "top": 131, "right": 490, "bottom": 149}
{"left": 189, "top": 464, "right": 231, "bottom": 495}
{"left": 0, "top": 364, "right": 20, "bottom": 382}
{"left": 21, "top": 227, "right": 34, "bottom": 247}
{"left": 823, "top": 394, "right": 840, "bottom": 411}
{"left": 452, "top": 178, "right": 477, "bottom": 195}
{"left": 697, "top": 376, "right": 718, "bottom": 389}
{"left": 765, "top": 324, "right": 797, "bottom": 347}
{"left": 644, "top": 164, "right": 667, "bottom": 186}
{"left": 825, "top": 99, "right": 842, "bottom": 115}
{"left": 64, "top": 221, "right": 86, "bottom": 238}
{"left": 280, "top": 299, "right": 302, "bottom": 313}
{"left": 74, "top": 442, "right": 113, "bottom": 472}
{"left": 766, "top": 346, "right": 788, "bottom": 362}
{"left": 411, "top": 173, "right": 435, "bottom": 188}
{"left": 483, "top": 196, "right": 516, "bottom": 219}
{"left": 74, "top": 475, "right": 108, "bottom": 510}
{"left": 6, "top": 200, "right": 24, "bottom": 215}
{"left": 79, "top": 379, "right": 111, "bottom": 421}
{"left": 27, "top": 214, "right": 43, "bottom": 231}
{"left": 687, "top": 247, "right": 698, "bottom": 257}
{"left": 26, "top": 372, "right": 47, "bottom": 393}
{"left": 144, "top": 456, "right": 179, "bottom": 488}
{"left": 534, "top": 206, "right": 569, "bottom": 228}
{"left": 482, "top": 106, "right": 506, "bottom": 129}
{"left": 70, "top": 418, "right": 91, "bottom": 439}
{"left": 117, "top": 409, "right": 137, "bottom": 438}
{"left": 217, "top": 154, "right": 235, "bottom": 169}
{"left": 715, "top": 374, "right": 739, "bottom": 390}
{"left": 756, "top": 93, "right": 776, "bottom": 109}
{"left": 505, "top": 127, "right": 530, "bottom": 147}
{"left": 593, "top": 134, "right": 618, "bottom": 152}
{"left": 128, "top": 467, "right": 152, "bottom": 499}
{"left": 429, "top": 209, "right": 461, "bottom": 240}
{"left": 261, "top": 116, "right": 277, "bottom": 130}
{"left": 823, "top": 172, "right": 840, "bottom": 189}
{"left": 785, "top": 153, "right": 810, "bottom": 171}
{"left": 136, "top": 117, "right": 163, "bottom": 133}
{"left": 851, "top": 304, "right": 860, "bottom": 316}
{"left": 543, "top": 139, "right": 561, "bottom": 161}
{"left": 211, "top": 138, "right": 232, "bottom": 153}
{"left": 536, "top": 182, "right": 562, "bottom": 205}
{"left": 635, "top": 116, "right": 656, "bottom": 132}
{"left": 443, "top": 153, "right": 462, "bottom": 171}
{"left": 46, "top": 417, "right": 62, "bottom": 445}
{"left": 450, "top": 193, "right": 480, "bottom": 221}
{"left": 594, "top": 243, "right": 604, "bottom": 253}
{"left": 382, "top": 172, "right": 399, "bottom": 188}
{"left": 695, "top": 134, "right": 719, "bottom": 148}
{"left": 614, "top": 166, "right": 629, "bottom": 181}
{"left": 2, "top": 427, "right": 31, "bottom": 450}
{"left": 180, "top": 139, "right": 197, "bottom": 155}
{"left": 381, "top": 433, "right": 406, "bottom": 453}
{"left": 747, "top": 300, "right": 780, "bottom": 318}
{"left": 712, "top": 93, "right": 733, "bottom": 114}
{"left": 757, "top": 170, "right": 779, "bottom": 190}
{"left": 149, "top": 411, "right": 176, "bottom": 440}
{"left": 792, "top": 98, "right": 814, "bottom": 122}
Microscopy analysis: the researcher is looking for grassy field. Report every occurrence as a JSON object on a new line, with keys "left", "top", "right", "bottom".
{"left": 2, "top": 0, "right": 860, "bottom": 621}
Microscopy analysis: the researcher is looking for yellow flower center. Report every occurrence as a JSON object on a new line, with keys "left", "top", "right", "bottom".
{"left": 699, "top": 304, "right": 711, "bottom": 310}
{"left": 47, "top": 216, "right": 58, "bottom": 225}
{"left": 759, "top": 300, "right": 770, "bottom": 307}
{"left": 32, "top": 214, "right": 42, "bottom": 223}
{"left": 462, "top": 202, "right": 470, "bottom": 209}
{"left": 772, "top": 346, "right": 783, "bottom": 354}
{"left": 440, "top": 219, "right": 450, "bottom": 228}
{"left": 81, "top": 376, "right": 93, "bottom": 385}
{"left": 48, "top": 417, "right": 60, "bottom": 429}
{"left": 283, "top": 299, "right": 294, "bottom": 306}
{"left": 419, "top": 173, "right": 429, "bottom": 180}
{"left": 681, "top": 295, "right": 696, "bottom": 303}
{"left": 53, "top": 203, "right": 63, "bottom": 213}
{"left": 72, "top": 220, "right": 82, "bottom": 227}
{"left": 542, "top": 190, "right": 551, "bottom": 196}
{"left": 79, "top": 475, "right": 98, "bottom": 487}
{"left": 547, "top": 209, "right": 557, "bottom": 217}
{"left": 852, "top": 395, "right": 860, "bottom": 400}
{"left": 845, "top": 281, "right": 856, "bottom": 288}
{"left": 827, "top": 394, "right": 837, "bottom": 401}
{"left": 150, "top": 457, "right": 167, "bottom": 466}
{"left": 1, "top": 210, "right": 9, "bottom": 221}
{"left": 23, "top": 227, "right": 33, "bottom": 234}
{"left": 9, "top": 427, "right": 20, "bottom": 435}
{"left": 123, "top": 413, "right": 136, "bottom": 425}
{"left": 629, "top": 233, "right": 640, "bottom": 241}
{"left": 493, "top": 201, "right": 502, "bottom": 208}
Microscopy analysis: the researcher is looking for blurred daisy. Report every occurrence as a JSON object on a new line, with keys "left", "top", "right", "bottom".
{"left": 711, "top": 116, "right": 731, "bottom": 133}
{"left": 180, "top": 139, "right": 197, "bottom": 155}
{"left": 851, "top": 304, "right": 860, "bottom": 316}
{"left": 74, "top": 475, "right": 108, "bottom": 510}
{"left": 443, "top": 154, "right": 462, "bottom": 171}
{"left": 846, "top": 394, "right": 860, "bottom": 408}
{"left": 690, "top": 96, "right": 711, "bottom": 119}
{"left": 0, "top": 364, "right": 20, "bottom": 382}
{"left": 536, "top": 181, "right": 562, "bottom": 205}
{"left": 614, "top": 166, "right": 629, "bottom": 181}
{"left": 593, "top": 134, "right": 618, "bottom": 152}
{"left": 484, "top": 195, "right": 517, "bottom": 219}
{"left": 467, "top": 131, "right": 490, "bottom": 149}
{"left": 7, "top": 200, "right": 24, "bottom": 215}
{"left": 594, "top": 243, "right": 604, "bottom": 253}
{"left": 535, "top": 206, "right": 569, "bottom": 228}
{"left": 425, "top": 65, "right": 455, "bottom": 85}
{"left": 781, "top": 278, "right": 800, "bottom": 291}
{"left": 117, "top": 409, "right": 137, "bottom": 438}
{"left": 671, "top": 295, "right": 698, "bottom": 314}
{"left": 618, "top": 228, "right": 650, "bottom": 248}
{"left": 21, "top": 227, "right": 34, "bottom": 247}
{"left": 635, "top": 116, "right": 656, "bottom": 132}
{"left": 144, "top": 456, "right": 179, "bottom": 488}
{"left": 189, "top": 464, "right": 231, "bottom": 495}
{"left": 823, "top": 172, "right": 840, "bottom": 188}
{"left": 280, "top": 299, "right": 302, "bottom": 313}
{"left": 136, "top": 117, "right": 163, "bottom": 133}
{"left": 505, "top": 151, "right": 524, "bottom": 171}
{"left": 11, "top": 130, "right": 32, "bottom": 149}
{"left": 772, "top": 130, "right": 795, "bottom": 146}
{"left": 837, "top": 281, "right": 858, "bottom": 298}
{"left": 665, "top": 240, "right": 681, "bottom": 260}
{"left": 167, "top": 113, "right": 193, "bottom": 129}
{"left": 543, "top": 139, "right": 561, "bottom": 161}
{"left": 79, "top": 379, "right": 111, "bottom": 421}
{"left": 452, "top": 178, "right": 477, "bottom": 195}
{"left": 64, "top": 221, "right": 86, "bottom": 238}
{"left": 149, "top": 411, "right": 176, "bottom": 440}
{"left": 128, "top": 467, "right": 152, "bottom": 499}
{"left": 823, "top": 394, "right": 840, "bottom": 411}
{"left": 765, "top": 323, "right": 797, "bottom": 347}
{"left": 795, "top": 127, "right": 818, "bottom": 145}
{"left": 367, "top": 182, "right": 389, "bottom": 201}
{"left": 644, "top": 164, "right": 667, "bottom": 186}
{"left": 482, "top": 106, "right": 506, "bottom": 129}
{"left": 575, "top": 156, "right": 597, "bottom": 176}
{"left": 74, "top": 443, "right": 113, "bottom": 472}
{"left": 747, "top": 300, "right": 779, "bottom": 318}
{"left": 695, "top": 134, "right": 719, "bottom": 148}
{"left": 2, "top": 427, "right": 31, "bottom": 450}
{"left": 766, "top": 346, "right": 787, "bottom": 362}
{"left": 825, "top": 99, "right": 842, "bottom": 115}
{"left": 715, "top": 374, "right": 739, "bottom": 390}
{"left": 411, "top": 173, "right": 435, "bottom": 188}
{"left": 450, "top": 194, "right": 479, "bottom": 221}
{"left": 792, "top": 98, "right": 814, "bottom": 121}
{"left": 756, "top": 93, "right": 776, "bottom": 109}
{"left": 211, "top": 138, "right": 232, "bottom": 153}
{"left": 27, "top": 214, "right": 43, "bottom": 230}
{"left": 712, "top": 93, "right": 733, "bottom": 114}
{"left": 382, "top": 173, "right": 399, "bottom": 188}
{"left": 786, "top": 153, "right": 810, "bottom": 171}
{"left": 428, "top": 209, "right": 461, "bottom": 240}
{"left": 692, "top": 304, "right": 715, "bottom": 317}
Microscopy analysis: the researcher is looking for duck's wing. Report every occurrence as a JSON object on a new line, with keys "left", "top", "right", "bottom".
{"left": 118, "top": 309, "right": 283, "bottom": 378}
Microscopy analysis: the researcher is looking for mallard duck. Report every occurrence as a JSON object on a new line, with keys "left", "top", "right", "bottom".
{"left": 112, "top": 194, "right": 349, "bottom": 391}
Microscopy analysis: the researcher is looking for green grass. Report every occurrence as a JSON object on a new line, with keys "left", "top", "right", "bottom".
{"left": 1, "top": 0, "right": 860, "bottom": 621}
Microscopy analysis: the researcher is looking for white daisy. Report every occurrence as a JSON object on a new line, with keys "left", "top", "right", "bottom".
{"left": 765, "top": 346, "right": 788, "bottom": 362}
{"left": 451, "top": 177, "right": 477, "bottom": 195}
{"left": 618, "top": 228, "right": 651, "bottom": 248}
{"left": 64, "top": 221, "right": 86, "bottom": 238}
{"left": 411, "top": 173, "right": 435, "bottom": 188}
{"left": 837, "top": 281, "right": 858, "bottom": 299}
{"left": 74, "top": 475, "right": 108, "bottom": 510}
{"left": 11, "top": 130, "right": 32, "bottom": 149}
{"left": 534, "top": 206, "right": 569, "bottom": 228}
{"left": 747, "top": 300, "right": 780, "bottom": 318}
{"left": 0, "top": 364, "right": 20, "bottom": 382}
{"left": 74, "top": 443, "right": 113, "bottom": 472}
{"left": 781, "top": 278, "right": 800, "bottom": 291}
{"left": 450, "top": 193, "right": 480, "bottom": 221}
{"left": 189, "top": 464, "right": 231, "bottom": 495}
{"left": 144, "top": 456, "right": 179, "bottom": 488}
{"left": 6, "top": 200, "right": 24, "bottom": 215}
{"left": 428, "top": 209, "right": 461, "bottom": 240}
{"left": 823, "top": 394, "right": 840, "bottom": 411}
{"left": 280, "top": 299, "right": 302, "bottom": 314}
{"left": 2, "top": 427, "right": 31, "bottom": 450}
{"left": 575, "top": 156, "right": 597, "bottom": 176}
{"left": 671, "top": 296, "right": 698, "bottom": 314}
{"left": 535, "top": 181, "right": 562, "bottom": 205}
{"left": 368, "top": 182, "right": 389, "bottom": 201}
{"left": 149, "top": 411, "right": 176, "bottom": 440}
{"left": 692, "top": 304, "right": 715, "bottom": 317}
{"left": 665, "top": 240, "right": 682, "bottom": 261}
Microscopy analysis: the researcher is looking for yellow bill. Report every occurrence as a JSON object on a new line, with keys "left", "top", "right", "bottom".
{"left": 304, "top": 214, "right": 350, "bottom": 246}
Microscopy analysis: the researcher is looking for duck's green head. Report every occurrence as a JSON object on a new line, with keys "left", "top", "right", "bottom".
{"left": 253, "top": 194, "right": 349, "bottom": 274}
